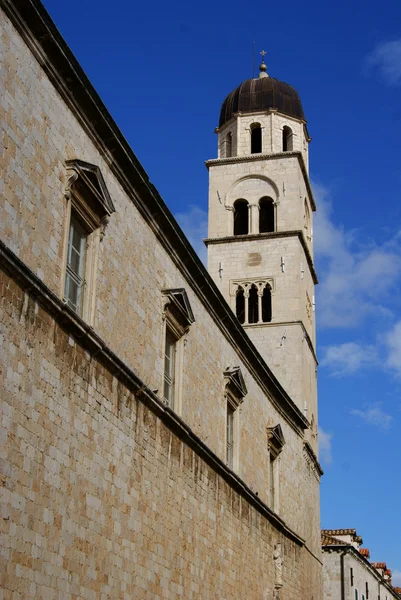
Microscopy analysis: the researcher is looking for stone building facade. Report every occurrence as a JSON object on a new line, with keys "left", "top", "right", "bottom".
{"left": 0, "top": 1, "right": 322, "bottom": 598}
{"left": 322, "top": 530, "right": 401, "bottom": 600}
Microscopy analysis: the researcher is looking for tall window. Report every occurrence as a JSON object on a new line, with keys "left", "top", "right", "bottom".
{"left": 226, "top": 132, "right": 233, "bottom": 158}
{"left": 163, "top": 328, "right": 177, "bottom": 407}
{"left": 224, "top": 367, "right": 247, "bottom": 472}
{"left": 262, "top": 285, "right": 272, "bottom": 323}
{"left": 248, "top": 284, "right": 259, "bottom": 324}
{"left": 236, "top": 287, "right": 245, "bottom": 324}
{"left": 233, "top": 199, "right": 249, "bottom": 235}
{"left": 267, "top": 424, "right": 285, "bottom": 513}
{"left": 269, "top": 454, "right": 275, "bottom": 509}
{"left": 234, "top": 280, "right": 273, "bottom": 325}
{"left": 226, "top": 402, "right": 235, "bottom": 468}
{"left": 259, "top": 197, "right": 275, "bottom": 233}
{"left": 63, "top": 159, "right": 115, "bottom": 323}
{"left": 162, "top": 289, "right": 195, "bottom": 414}
{"left": 251, "top": 123, "right": 262, "bottom": 154}
{"left": 65, "top": 212, "right": 87, "bottom": 314}
{"left": 282, "top": 125, "right": 293, "bottom": 151}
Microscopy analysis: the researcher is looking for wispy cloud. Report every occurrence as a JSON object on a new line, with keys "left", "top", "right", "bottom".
{"left": 350, "top": 404, "right": 393, "bottom": 431}
{"left": 365, "top": 39, "right": 401, "bottom": 86}
{"left": 384, "top": 319, "right": 401, "bottom": 377}
{"left": 314, "top": 183, "right": 401, "bottom": 328}
{"left": 319, "top": 426, "right": 333, "bottom": 465}
{"left": 320, "top": 342, "right": 378, "bottom": 376}
{"left": 175, "top": 204, "right": 208, "bottom": 264}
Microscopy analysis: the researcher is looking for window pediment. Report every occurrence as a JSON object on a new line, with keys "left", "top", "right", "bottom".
{"left": 65, "top": 159, "right": 115, "bottom": 227}
{"left": 162, "top": 288, "right": 195, "bottom": 334}
{"left": 224, "top": 366, "right": 247, "bottom": 401}
{"left": 267, "top": 424, "right": 285, "bottom": 457}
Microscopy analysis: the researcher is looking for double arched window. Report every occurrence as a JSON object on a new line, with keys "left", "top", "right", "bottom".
{"left": 233, "top": 199, "right": 249, "bottom": 235}
{"left": 282, "top": 126, "right": 293, "bottom": 152}
{"left": 233, "top": 196, "right": 275, "bottom": 236}
{"left": 235, "top": 282, "right": 272, "bottom": 325}
{"left": 250, "top": 123, "right": 262, "bottom": 154}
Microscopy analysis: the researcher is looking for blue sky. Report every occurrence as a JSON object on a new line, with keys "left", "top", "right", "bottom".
{"left": 42, "top": 0, "right": 401, "bottom": 581}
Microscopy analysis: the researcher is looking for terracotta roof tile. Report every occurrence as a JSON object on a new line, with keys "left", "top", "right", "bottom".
{"left": 360, "top": 548, "right": 370, "bottom": 558}
{"left": 321, "top": 532, "right": 349, "bottom": 546}
{"left": 321, "top": 528, "right": 357, "bottom": 536}
{"left": 371, "top": 562, "right": 387, "bottom": 570}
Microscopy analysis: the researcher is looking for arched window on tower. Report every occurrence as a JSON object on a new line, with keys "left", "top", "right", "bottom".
{"left": 259, "top": 197, "right": 275, "bottom": 233}
{"left": 282, "top": 126, "right": 293, "bottom": 152}
{"left": 250, "top": 123, "right": 262, "bottom": 154}
{"left": 248, "top": 284, "right": 259, "bottom": 324}
{"left": 233, "top": 199, "right": 249, "bottom": 235}
{"left": 236, "top": 287, "right": 245, "bottom": 324}
{"left": 225, "top": 132, "right": 233, "bottom": 158}
{"left": 262, "top": 285, "right": 272, "bottom": 322}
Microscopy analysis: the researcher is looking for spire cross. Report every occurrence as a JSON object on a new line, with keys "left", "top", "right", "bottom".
{"left": 260, "top": 50, "right": 267, "bottom": 61}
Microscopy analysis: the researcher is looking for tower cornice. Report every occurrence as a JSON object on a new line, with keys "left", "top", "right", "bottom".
{"left": 204, "top": 230, "right": 318, "bottom": 284}
{"left": 205, "top": 151, "right": 316, "bottom": 211}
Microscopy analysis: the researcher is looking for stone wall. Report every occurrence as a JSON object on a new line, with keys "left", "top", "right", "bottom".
{"left": 0, "top": 266, "right": 320, "bottom": 599}
{"left": 323, "top": 549, "right": 399, "bottom": 600}
{"left": 0, "top": 2, "right": 322, "bottom": 597}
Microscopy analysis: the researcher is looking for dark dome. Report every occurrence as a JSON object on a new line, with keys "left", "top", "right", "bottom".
{"left": 219, "top": 76, "right": 305, "bottom": 128}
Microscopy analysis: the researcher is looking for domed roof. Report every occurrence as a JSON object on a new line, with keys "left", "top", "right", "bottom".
{"left": 219, "top": 75, "right": 305, "bottom": 128}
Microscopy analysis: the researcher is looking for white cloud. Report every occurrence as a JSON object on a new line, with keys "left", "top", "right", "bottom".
{"left": 384, "top": 320, "right": 401, "bottom": 376}
{"left": 318, "top": 426, "right": 333, "bottom": 465}
{"left": 366, "top": 39, "right": 401, "bottom": 86}
{"left": 175, "top": 204, "right": 208, "bottom": 264}
{"left": 320, "top": 342, "right": 378, "bottom": 376}
{"left": 350, "top": 404, "right": 393, "bottom": 431}
{"left": 393, "top": 569, "right": 401, "bottom": 586}
{"left": 314, "top": 183, "right": 401, "bottom": 328}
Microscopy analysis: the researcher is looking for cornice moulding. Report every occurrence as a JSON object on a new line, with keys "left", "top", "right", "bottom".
{"left": 205, "top": 151, "right": 316, "bottom": 211}
{"left": 204, "top": 230, "right": 319, "bottom": 285}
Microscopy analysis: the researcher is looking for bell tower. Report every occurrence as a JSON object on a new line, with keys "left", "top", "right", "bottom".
{"left": 205, "top": 55, "right": 318, "bottom": 450}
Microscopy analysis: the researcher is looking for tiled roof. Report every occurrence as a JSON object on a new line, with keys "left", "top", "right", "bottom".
{"left": 371, "top": 562, "right": 387, "bottom": 570}
{"left": 360, "top": 548, "right": 370, "bottom": 558}
{"left": 321, "top": 528, "right": 357, "bottom": 536}
{"left": 393, "top": 587, "right": 401, "bottom": 594}
{"left": 321, "top": 533, "right": 349, "bottom": 547}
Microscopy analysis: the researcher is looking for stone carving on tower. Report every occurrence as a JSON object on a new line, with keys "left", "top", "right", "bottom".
{"left": 205, "top": 52, "right": 318, "bottom": 451}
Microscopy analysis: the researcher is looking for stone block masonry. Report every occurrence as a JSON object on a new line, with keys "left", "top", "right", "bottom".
{"left": 0, "top": 263, "right": 319, "bottom": 599}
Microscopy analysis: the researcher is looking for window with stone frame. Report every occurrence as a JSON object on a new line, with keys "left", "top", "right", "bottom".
{"left": 232, "top": 278, "right": 273, "bottom": 325}
{"left": 161, "top": 289, "right": 195, "bottom": 414}
{"left": 63, "top": 159, "right": 115, "bottom": 323}
{"left": 224, "top": 366, "right": 247, "bottom": 471}
{"left": 233, "top": 199, "right": 249, "bottom": 235}
{"left": 282, "top": 125, "right": 293, "bottom": 151}
{"left": 250, "top": 122, "right": 262, "bottom": 154}
{"left": 259, "top": 196, "right": 275, "bottom": 233}
{"left": 267, "top": 424, "right": 285, "bottom": 512}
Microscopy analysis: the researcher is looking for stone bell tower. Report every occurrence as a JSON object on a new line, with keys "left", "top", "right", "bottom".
{"left": 205, "top": 54, "right": 318, "bottom": 450}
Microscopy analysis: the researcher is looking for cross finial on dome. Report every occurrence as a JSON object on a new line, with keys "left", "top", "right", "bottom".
{"left": 259, "top": 50, "right": 268, "bottom": 78}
